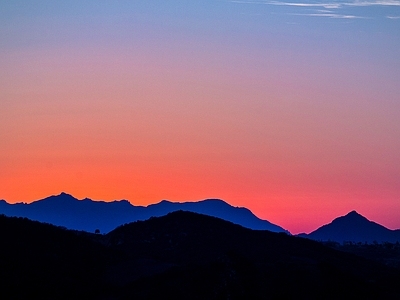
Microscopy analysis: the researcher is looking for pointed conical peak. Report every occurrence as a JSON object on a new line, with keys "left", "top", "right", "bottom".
{"left": 346, "top": 210, "right": 360, "bottom": 216}
{"left": 332, "top": 210, "right": 366, "bottom": 222}
{"left": 342, "top": 210, "right": 368, "bottom": 220}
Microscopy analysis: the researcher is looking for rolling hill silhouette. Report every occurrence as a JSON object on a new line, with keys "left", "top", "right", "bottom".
{"left": 0, "top": 214, "right": 112, "bottom": 298}
{"left": 299, "top": 211, "right": 400, "bottom": 244}
{"left": 2, "top": 211, "right": 400, "bottom": 298}
{"left": 0, "top": 192, "right": 288, "bottom": 234}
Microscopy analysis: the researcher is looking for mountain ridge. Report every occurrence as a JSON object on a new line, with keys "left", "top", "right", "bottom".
{"left": 299, "top": 210, "right": 400, "bottom": 243}
{"left": 3, "top": 193, "right": 400, "bottom": 243}
{"left": 0, "top": 192, "right": 288, "bottom": 234}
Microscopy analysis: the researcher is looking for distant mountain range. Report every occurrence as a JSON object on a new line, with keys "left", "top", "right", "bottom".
{"left": 298, "top": 211, "right": 400, "bottom": 244}
{"left": 0, "top": 192, "right": 288, "bottom": 234}
{"left": 2, "top": 193, "right": 400, "bottom": 244}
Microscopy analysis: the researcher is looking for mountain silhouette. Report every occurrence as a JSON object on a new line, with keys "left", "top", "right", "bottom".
{"left": 0, "top": 192, "right": 288, "bottom": 234}
{"left": 94, "top": 211, "right": 400, "bottom": 298}
{"left": 299, "top": 210, "right": 400, "bottom": 243}
{"left": 2, "top": 211, "right": 400, "bottom": 298}
{"left": 0, "top": 214, "right": 112, "bottom": 298}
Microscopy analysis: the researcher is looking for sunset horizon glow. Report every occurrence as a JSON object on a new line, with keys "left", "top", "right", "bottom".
{"left": 1, "top": 1, "right": 400, "bottom": 234}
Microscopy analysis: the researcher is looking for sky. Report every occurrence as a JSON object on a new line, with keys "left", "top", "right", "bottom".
{"left": 1, "top": 1, "right": 399, "bottom": 234}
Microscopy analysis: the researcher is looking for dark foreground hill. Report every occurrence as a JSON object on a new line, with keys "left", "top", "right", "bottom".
{"left": 1, "top": 212, "right": 400, "bottom": 299}
{"left": 299, "top": 211, "right": 400, "bottom": 244}
{"left": 0, "top": 192, "right": 287, "bottom": 233}
{"left": 0, "top": 214, "right": 112, "bottom": 298}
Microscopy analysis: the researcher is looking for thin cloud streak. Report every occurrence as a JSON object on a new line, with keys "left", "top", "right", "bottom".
{"left": 290, "top": 13, "right": 362, "bottom": 18}
{"left": 230, "top": 0, "right": 400, "bottom": 8}
{"left": 229, "top": 0, "right": 400, "bottom": 20}
{"left": 270, "top": 1, "right": 342, "bottom": 9}
{"left": 346, "top": 0, "right": 400, "bottom": 6}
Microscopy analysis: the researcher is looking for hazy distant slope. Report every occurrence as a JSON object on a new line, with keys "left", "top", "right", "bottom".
{"left": 0, "top": 193, "right": 143, "bottom": 233}
{"left": 144, "top": 199, "right": 289, "bottom": 233}
{"left": 300, "top": 211, "right": 400, "bottom": 243}
{"left": 0, "top": 193, "right": 288, "bottom": 233}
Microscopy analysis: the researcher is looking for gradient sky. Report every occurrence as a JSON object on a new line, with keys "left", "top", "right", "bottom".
{"left": 1, "top": 1, "right": 400, "bottom": 233}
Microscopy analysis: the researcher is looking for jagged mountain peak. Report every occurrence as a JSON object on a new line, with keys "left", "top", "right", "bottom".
{"left": 46, "top": 192, "right": 77, "bottom": 201}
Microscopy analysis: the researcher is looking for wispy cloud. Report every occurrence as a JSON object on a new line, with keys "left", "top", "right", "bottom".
{"left": 229, "top": 0, "right": 400, "bottom": 8}
{"left": 268, "top": 0, "right": 400, "bottom": 8}
{"left": 290, "top": 12, "right": 362, "bottom": 18}
{"left": 346, "top": 0, "right": 400, "bottom": 6}
{"left": 316, "top": 9, "right": 335, "bottom": 13}
{"left": 228, "top": 0, "right": 400, "bottom": 19}
{"left": 269, "top": 1, "right": 342, "bottom": 9}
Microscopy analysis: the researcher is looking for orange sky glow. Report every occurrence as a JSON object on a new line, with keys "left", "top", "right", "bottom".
{"left": 2, "top": 1, "right": 400, "bottom": 234}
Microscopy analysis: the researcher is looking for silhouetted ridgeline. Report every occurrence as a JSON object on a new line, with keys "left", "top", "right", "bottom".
{"left": 4, "top": 193, "right": 400, "bottom": 245}
{"left": 0, "top": 214, "right": 112, "bottom": 298}
{"left": 298, "top": 211, "right": 400, "bottom": 244}
{"left": 1, "top": 212, "right": 400, "bottom": 299}
{"left": 0, "top": 192, "right": 288, "bottom": 233}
